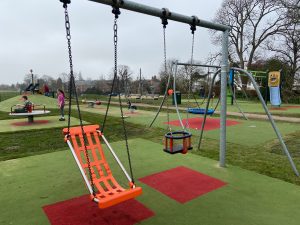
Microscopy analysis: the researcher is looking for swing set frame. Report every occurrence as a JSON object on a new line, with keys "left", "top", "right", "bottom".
{"left": 87, "top": 0, "right": 299, "bottom": 176}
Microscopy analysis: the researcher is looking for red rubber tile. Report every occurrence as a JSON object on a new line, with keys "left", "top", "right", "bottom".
{"left": 285, "top": 106, "right": 300, "bottom": 109}
{"left": 43, "top": 195, "right": 154, "bottom": 225}
{"left": 139, "top": 166, "right": 227, "bottom": 203}
{"left": 165, "top": 117, "right": 240, "bottom": 130}
{"left": 269, "top": 107, "right": 288, "bottom": 111}
{"left": 11, "top": 120, "right": 49, "bottom": 126}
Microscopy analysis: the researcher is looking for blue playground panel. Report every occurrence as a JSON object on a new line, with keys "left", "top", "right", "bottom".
{"left": 187, "top": 108, "right": 214, "bottom": 115}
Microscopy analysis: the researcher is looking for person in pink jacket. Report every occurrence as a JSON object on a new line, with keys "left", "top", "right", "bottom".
{"left": 57, "top": 89, "right": 65, "bottom": 121}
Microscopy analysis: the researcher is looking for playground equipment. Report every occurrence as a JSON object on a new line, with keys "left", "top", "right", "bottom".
{"left": 174, "top": 63, "right": 247, "bottom": 119}
{"left": 197, "top": 66, "right": 299, "bottom": 176}
{"left": 25, "top": 83, "right": 40, "bottom": 93}
{"left": 60, "top": 0, "right": 298, "bottom": 176}
{"left": 233, "top": 70, "right": 268, "bottom": 103}
{"left": 187, "top": 108, "right": 214, "bottom": 115}
{"left": 24, "top": 69, "right": 40, "bottom": 94}
{"left": 268, "top": 71, "right": 281, "bottom": 106}
{"left": 9, "top": 104, "right": 50, "bottom": 123}
{"left": 149, "top": 15, "right": 198, "bottom": 154}
{"left": 60, "top": 0, "right": 142, "bottom": 209}
{"left": 173, "top": 62, "right": 220, "bottom": 116}
{"left": 84, "top": 100, "right": 101, "bottom": 108}
{"left": 164, "top": 131, "right": 192, "bottom": 154}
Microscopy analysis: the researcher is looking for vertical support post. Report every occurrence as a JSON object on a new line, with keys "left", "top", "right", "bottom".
{"left": 30, "top": 69, "right": 34, "bottom": 85}
{"left": 170, "top": 139, "right": 173, "bottom": 152}
{"left": 219, "top": 30, "right": 229, "bottom": 167}
{"left": 230, "top": 69, "right": 234, "bottom": 105}
{"left": 165, "top": 137, "right": 168, "bottom": 150}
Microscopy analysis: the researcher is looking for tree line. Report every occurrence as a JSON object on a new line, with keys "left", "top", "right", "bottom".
{"left": 211, "top": 0, "right": 299, "bottom": 93}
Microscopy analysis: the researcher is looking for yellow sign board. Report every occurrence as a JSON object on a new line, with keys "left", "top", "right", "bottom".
{"left": 268, "top": 71, "right": 280, "bottom": 87}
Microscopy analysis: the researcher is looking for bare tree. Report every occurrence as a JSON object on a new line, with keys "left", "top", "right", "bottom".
{"left": 59, "top": 72, "right": 69, "bottom": 83}
{"left": 212, "top": 0, "right": 287, "bottom": 87}
{"left": 117, "top": 65, "right": 132, "bottom": 95}
{"left": 23, "top": 73, "right": 38, "bottom": 85}
{"left": 56, "top": 78, "right": 63, "bottom": 90}
{"left": 159, "top": 58, "right": 178, "bottom": 94}
{"left": 266, "top": 0, "right": 300, "bottom": 88}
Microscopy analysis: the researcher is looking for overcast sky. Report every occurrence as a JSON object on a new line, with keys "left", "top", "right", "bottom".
{"left": 0, "top": 0, "right": 224, "bottom": 85}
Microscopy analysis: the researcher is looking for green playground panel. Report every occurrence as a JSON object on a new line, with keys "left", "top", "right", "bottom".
{"left": 1, "top": 139, "right": 300, "bottom": 225}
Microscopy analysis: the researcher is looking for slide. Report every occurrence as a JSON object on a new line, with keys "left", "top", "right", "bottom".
{"left": 269, "top": 86, "right": 281, "bottom": 106}
{"left": 32, "top": 83, "right": 39, "bottom": 91}
{"left": 25, "top": 83, "right": 33, "bottom": 91}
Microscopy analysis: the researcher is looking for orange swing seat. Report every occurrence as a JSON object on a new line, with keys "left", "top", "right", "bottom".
{"left": 63, "top": 125, "right": 142, "bottom": 209}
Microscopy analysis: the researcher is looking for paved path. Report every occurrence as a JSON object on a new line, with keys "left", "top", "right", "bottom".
{"left": 214, "top": 111, "right": 300, "bottom": 123}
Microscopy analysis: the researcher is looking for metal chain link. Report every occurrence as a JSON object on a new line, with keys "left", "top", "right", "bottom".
{"left": 113, "top": 17, "right": 135, "bottom": 184}
{"left": 64, "top": 6, "right": 73, "bottom": 134}
{"left": 62, "top": 4, "right": 96, "bottom": 197}
{"left": 114, "top": 19, "right": 118, "bottom": 80}
{"left": 101, "top": 18, "right": 118, "bottom": 133}
{"left": 103, "top": 14, "right": 135, "bottom": 184}
{"left": 185, "top": 32, "right": 195, "bottom": 130}
{"left": 163, "top": 27, "right": 171, "bottom": 132}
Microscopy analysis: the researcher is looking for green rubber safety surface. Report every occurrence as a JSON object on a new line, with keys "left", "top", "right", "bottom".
{"left": 1, "top": 138, "right": 300, "bottom": 225}
{"left": 0, "top": 116, "right": 88, "bottom": 133}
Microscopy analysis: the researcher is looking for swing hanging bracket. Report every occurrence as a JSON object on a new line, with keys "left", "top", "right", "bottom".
{"left": 112, "top": 0, "right": 124, "bottom": 18}
{"left": 190, "top": 15, "right": 199, "bottom": 34}
{"left": 59, "top": 0, "right": 71, "bottom": 8}
{"left": 161, "top": 8, "right": 171, "bottom": 28}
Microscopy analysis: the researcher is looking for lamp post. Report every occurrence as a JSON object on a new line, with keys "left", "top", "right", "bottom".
{"left": 30, "top": 69, "right": 34, "bottom": 94}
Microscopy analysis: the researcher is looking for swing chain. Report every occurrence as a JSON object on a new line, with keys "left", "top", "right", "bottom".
{"left": 65, "top": 12, "right": 73, "bottom": 75}
{"left": 102, "top": 6, "right": 121, "bottom": 133}
{"left": 103, "top": 7, "right": 135, "bottom": 184}
{"left": 62, "top": 2, "right": 73, "bottom": 134}
{"left": 113, "top": 11, "right": 135, "bottom": 184}
{"left": 185, "top": 30, "right": 195, "bottom": 130}
{"left": 114, "top": 21, "right": 118, "bottom": 76}
{"left": 162, "top": 21, "right": 171, "bottom": 132}
{"left": 61, "top": 1, "right": 97, "bottom": 197}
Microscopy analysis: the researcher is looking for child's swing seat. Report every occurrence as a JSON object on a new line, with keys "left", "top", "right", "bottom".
{"left": 63, "top": 125, "right": 142, "bottom": 209}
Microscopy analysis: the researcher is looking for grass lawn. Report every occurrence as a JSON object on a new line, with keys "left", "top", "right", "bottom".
{"left": 0, "top": 91, "right": 19, "bottom": 102}
{"left": 1, "top": 139, "right": 300, "bottom": 225}
{"left": 80, "top": 105, "right": 300, "bottom": 147}
{"left": 1, "top": 101, "right": 299, "bottom": 184}
{"left": 224, "top": 101, "right": 300, "bottom": 117}
{"left": 80, "top": 93, "right": 300, "bottom": 117}
{"left": 0, "top": 116, "right": 88, "bottom": 133}
{"left": 0, "top": 94, "right": 58, "bottom": 112}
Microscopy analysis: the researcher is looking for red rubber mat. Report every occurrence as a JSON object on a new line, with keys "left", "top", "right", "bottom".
{"left": 11, "top": 120, "right": 49, "bottom": 126}
{"left": 43, "top": 195, "right": 154, "bottom": 225}
{"left": 139, "top": 166, "right": 227, "bottom": 203}
{"left": 269, "top": 107, "right": 288, "bottom": 111}
{"left": 164, "top": 117, "right": 240, "bottom": 130}
{"left": 124, "top": 112, "right": 141, "bottom": 116}
{"left": 285, "top": 106, "right": 300, "bottom": 109}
